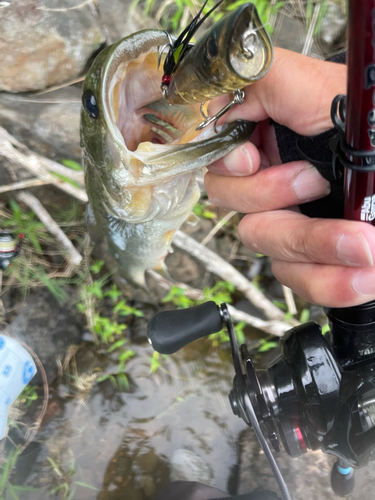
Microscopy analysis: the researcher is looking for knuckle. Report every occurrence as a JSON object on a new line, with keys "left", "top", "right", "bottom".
{"left": 288, "top": 226, "right": 310, "bottom": 262}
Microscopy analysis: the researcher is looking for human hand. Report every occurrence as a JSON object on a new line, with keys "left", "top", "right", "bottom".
{"left": 205, "top": 48, "right": 375, "bottom": 308}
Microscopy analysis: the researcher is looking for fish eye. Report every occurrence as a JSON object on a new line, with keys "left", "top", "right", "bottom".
{"left": 206, "top": 36, "right": 218, "bottom": 60}
{"left": 82, "top": 90, "right": 99, "bottom": 119}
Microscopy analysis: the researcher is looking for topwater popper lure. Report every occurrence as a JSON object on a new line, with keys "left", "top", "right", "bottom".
{"left": 159, "top": 0, "right": 226, "bottom": 87}
{"left": 161, "top": 2, "right": 273, "bottom": 126}
{"left": 80, "top": 3, "right": 273, "bottom": 293}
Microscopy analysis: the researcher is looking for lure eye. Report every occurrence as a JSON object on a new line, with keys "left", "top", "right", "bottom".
{"left": 82, "top": 91, "right": 99, "bottom": 119}
{"left": 206, "top": 36, "right": 218, "bottom": 60}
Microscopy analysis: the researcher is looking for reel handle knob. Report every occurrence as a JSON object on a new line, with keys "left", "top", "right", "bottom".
{"left": 147, "top": 301, "right": 223, "bottom": 354}
{"left": 331, "top": 461, "right": 355, "bottom": 497}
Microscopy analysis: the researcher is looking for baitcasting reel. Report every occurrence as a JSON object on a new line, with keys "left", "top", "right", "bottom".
{"left": 148, "top": 300, "right": 375, "bottom": 499}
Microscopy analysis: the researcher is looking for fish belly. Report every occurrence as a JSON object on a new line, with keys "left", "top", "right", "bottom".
{"left": 86, "top": 173, "right": 201, "bottom": 287}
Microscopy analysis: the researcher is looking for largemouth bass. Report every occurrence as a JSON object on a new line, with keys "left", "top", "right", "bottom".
{"left": 80, "top": 4, "right": 272, "bottom": 290}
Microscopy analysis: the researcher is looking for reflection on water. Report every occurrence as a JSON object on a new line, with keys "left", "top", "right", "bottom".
{"left": 16, "top": 337, "right": 251, "bottom": 499}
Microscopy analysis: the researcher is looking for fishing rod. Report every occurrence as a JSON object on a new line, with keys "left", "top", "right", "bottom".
{"left": 148, "top": 0, "right": 375, "bottom": 498}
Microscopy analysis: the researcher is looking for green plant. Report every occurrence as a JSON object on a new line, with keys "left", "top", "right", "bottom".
{"left": 133, "top": 0, "right": 284, "bottom": 36}
{"left": 257, "top": 337, "right": 278, "bottom": 352}
{"left": 306, "top": 0, "right": 330, "bottom": 35}
{"left": 213, "top": 0, "right": 284, "bottom": 31}
{"left": 17, "top": 385, "right": 38, "bottom": 409}
{"left": 96, "top": 371, "right": 130, "bottom": 390}
{"left": 0, "top": 447, "right": 38, "bottom": 500}
{"left": 77, "top": 277, "right": 140, "bottom": 388}
{"left": 162, "top": 280, "right": 235, "bottom": 309}
{"left": 61, "top": 159, "right": 83, "bottom": 172}
{"left": 202, "top": 280, "right": 235, "bottom": 304}
{"left": 193, "top": 202, "right": 216, "bottom": 220}
{"left": 321, "top": 323, "right": 330, "bottom": 335}
{"left": 299, "top": 308, "right": 310, "bottom": 323}
{"left": 161, "top": 286, "right": 195, "bottom": 308}
{"left": 1, "top": 199, "right": 83, "bottom": 302}
{"left": 47, "top": 451, "right": 98, "bottom": 500}
{"left": 4, "top": 200, "right": 51, "bottom": 254}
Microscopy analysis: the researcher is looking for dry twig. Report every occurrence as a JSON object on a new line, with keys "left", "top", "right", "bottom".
{"left": 174, "top": 230, "right": 295, "bottom": 323}
{"left": 282, "top": 285, "right": 297, "bottom": 316}
{"left": 16, "top": 191, "right": 83, "bottom": 266}
{"left": 201, "top": 210, "right": 237, "bottom": 246}
{"left": 0, "top": 178, "right": 50, "bottom": 194}
{"left": 0, "top": 126, "right": 87, "bottom": 202}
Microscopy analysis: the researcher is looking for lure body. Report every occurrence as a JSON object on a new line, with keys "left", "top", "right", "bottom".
{"left": 164, "top": 3, "right": 273, "bottom": 105}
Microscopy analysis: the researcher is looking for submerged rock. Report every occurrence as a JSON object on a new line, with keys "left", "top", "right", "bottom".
{"left": 7, "top": 287, "right": 82, "bottom": 384}
{"left": 237, "top": 428, "right": 375, "bottom": 499}
{"left": 170, "top": 449, "right": 214, "bottom": 486}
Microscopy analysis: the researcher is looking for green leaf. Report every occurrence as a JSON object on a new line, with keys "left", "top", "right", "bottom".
{"left": 234, "top": 321, "right": 246, "bottom": 345}
{"left": 107, "top": 339, "right": 127, "bottom": 352}
{"left": 47, "top": 457, "right": 63, "bottom": 477}
{"left": 9, "top": 199, "right": 21, "bottom": 214}
{"left": 104, "top": 284, "right": 122, "bottom": 301}
{"left": 74, "top": 481, "right": 98, "bottom": 491}
{"left": 321, "top": 323, "right": 330, "bottom": 335}
{"left": 8, "top": 483, "right": 20, "bottom": 500}
{"left": 116, "top": 373, "right": 130, "bottom": 391}
{"left": 50, "top": 171, "right": 80, "bottom": 188}
{"left": 299, "top": 308, "right": 310, "bottom": 323}
{"left": 258, "top": 339, "right": 278, "bottom": 353}
{"left": 273, "top": 300, "right": 287, "bottom": 311}
{"left": 118, "top": 350, "right": 135, "bottom": 362}
{"left": 90, "top": 260, "right": 105, "bottom": 274}
{"left": 61, "top": 159, "right": 83, "bottom": 171}
{"left": 11, "top": 486, "right": 40, "bottom": 492}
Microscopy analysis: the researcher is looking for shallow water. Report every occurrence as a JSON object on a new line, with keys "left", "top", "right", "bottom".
{"left": 14, "top": 335, "right": 259, "bottom": 500}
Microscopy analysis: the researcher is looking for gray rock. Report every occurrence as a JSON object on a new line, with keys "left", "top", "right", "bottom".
{"left": 96, "top": 0, "right": 160, "bottom": 43}
{"left": 273, "top": 13, "right": 321, "bottom": 56}
{"left": 0, "top": 0, "right": 105, "bottom": 92}
{"left": 237, "top": 428, "right": 375, "bottom": 500}
{"left": 0, "top": 88, "right": 82, "bottom": 162}
{"left": 238, "top": 429, "right": 336, "bottom": 499}
{"left": 7, "top": 287, "right": 82, "bottom": 384}
{"left": 318, "top": 2, "right": 347, "bottom": 57}
{"left": 170, "top": 449, "right": 214, "bottom": 486}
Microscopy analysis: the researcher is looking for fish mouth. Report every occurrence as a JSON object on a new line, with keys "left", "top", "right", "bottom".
{"left": 103, "top": 34, "right": 215, "bottom": 155}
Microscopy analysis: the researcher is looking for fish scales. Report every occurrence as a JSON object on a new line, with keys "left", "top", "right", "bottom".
{"left": 81, "top": 6, "right": 272, "bottom": 291}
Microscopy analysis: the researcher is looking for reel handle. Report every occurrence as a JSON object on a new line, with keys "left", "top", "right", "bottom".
{"left": 147, "top": 301, "right": 223, "bottom": 354}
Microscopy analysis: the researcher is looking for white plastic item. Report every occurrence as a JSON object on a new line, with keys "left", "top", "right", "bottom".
{"left": 0, "top": 334, "right": 37, "bottom": 439}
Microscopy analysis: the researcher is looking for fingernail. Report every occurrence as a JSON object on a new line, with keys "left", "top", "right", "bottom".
{"left": 223, "top": 146, "right": 253, "bottom": 175}
{"left": 292, "top": 165, "right": 331, "bottom": 201}
{"left": 337, "top": 233, "right": 375, "bottom": 267}
{"left": 353, "top": 270, "right": 375, "bottom": 296}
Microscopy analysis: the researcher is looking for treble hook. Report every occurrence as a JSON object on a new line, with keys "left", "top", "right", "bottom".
{"left": 158, "top": 31, "right": 175, "bottom": 69}
{"left": 196, "top": 89, "right": 245, "bottom": 133}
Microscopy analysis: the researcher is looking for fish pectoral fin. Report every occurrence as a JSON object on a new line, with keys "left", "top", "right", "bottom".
{"left": 184, "top": 212, "right": 200, "bottom": 227}
{"left": 152, "top": 262, "right": 174, "bottom": 282}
